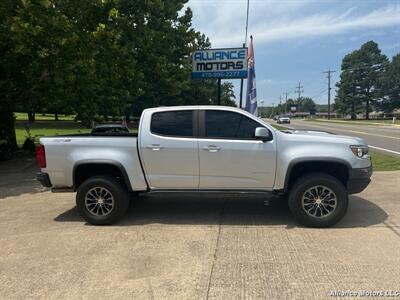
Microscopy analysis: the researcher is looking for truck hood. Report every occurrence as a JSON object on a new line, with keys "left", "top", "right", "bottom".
{"left": 280, "top": 129, "right": 367, "bottom": 145}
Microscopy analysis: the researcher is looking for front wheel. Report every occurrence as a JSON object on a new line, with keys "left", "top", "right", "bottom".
{"left": 288, "top": 173, "right": 348, "bottom": 227}
{"left": 76, "top": 176, "right": 130, "bottom": 225}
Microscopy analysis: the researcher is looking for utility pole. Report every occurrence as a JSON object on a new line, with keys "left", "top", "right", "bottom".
{"left": 294, "top": 82, "right": 304, "bottom": 113}
{"left": 283, "top": 92, "right": 289, "bottom": 114}
{"left": 279, "top": 95, "right": 282, "bottom": 115}
{"left": 295, "top": 82, "right": 304, "bottom": 100}
{"left": 323, "top": 69, "right": 336, "bottom": 120}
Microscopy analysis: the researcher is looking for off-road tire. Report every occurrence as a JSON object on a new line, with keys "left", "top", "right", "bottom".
{"left": 288, "top": 173, "right": 348, "bottom": 228}
{"left": 76, "top": 176, "right": 130, "bottom": 225}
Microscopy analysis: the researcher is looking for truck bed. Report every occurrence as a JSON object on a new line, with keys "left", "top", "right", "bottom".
{"left": 39, "top": 135, "right": 147, "bottom": 191}
{"left": 53, "top": 132, "right": 138, "bottom": 137}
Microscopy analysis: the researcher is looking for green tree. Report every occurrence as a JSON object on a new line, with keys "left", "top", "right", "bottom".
{"left": 377, "top": 54, "right": 400, "bottom": 113}
{"left": 0, "top": 0, "right": 236, "bottom": 158}
{"left": 335, "top": 54, "right": 363, "bottom": 119}
{"left": 335, "top": 41, "right": 388, "bottom": 119}
{"left": 0, "top": 0, "right": 18, "bottom": 159}
{"left": 285, "top": 98, "right": 295, "bottom": 113}
{"left": 296, "top": 97, "right": 315, "bottom": 112}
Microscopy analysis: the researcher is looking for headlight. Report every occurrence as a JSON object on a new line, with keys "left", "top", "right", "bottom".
{"left": 350, "top": 145, "right": 369, "bottom": 158}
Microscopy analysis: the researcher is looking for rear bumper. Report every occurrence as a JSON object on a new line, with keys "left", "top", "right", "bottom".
{"left": 36, "top": 172, "right": 52, "bottom": 188}
{"left": 347, "top": 166, "right": 372, "bottom": 194}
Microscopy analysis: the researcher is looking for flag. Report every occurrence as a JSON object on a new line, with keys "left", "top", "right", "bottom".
{"left": 245, "top": 35, "right": 257, "bottom": 115}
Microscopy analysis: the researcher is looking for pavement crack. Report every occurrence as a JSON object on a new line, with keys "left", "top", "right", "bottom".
{"left": 383, "top": 220, "right": 400, "bottom": 238}
{"left": 205, "top": 199, "right": 227, "bottom": 300}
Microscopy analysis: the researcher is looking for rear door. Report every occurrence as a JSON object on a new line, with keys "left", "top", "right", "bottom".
{"left": 139, "top": 109, "right": 199, "bottom": 189}
{"left": 198, "top": 109, "right": 276, "bottom": 190}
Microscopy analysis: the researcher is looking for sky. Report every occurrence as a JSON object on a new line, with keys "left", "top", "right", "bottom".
{"left": 185, "top": 0, "right": 400, "bottom": 108}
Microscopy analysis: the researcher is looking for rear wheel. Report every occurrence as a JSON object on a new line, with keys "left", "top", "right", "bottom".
{"left": 288, "top": 173, "right": 348, "bottom": 227}
{"left": 76, "top": 176, "right": 130, "bottom": 225}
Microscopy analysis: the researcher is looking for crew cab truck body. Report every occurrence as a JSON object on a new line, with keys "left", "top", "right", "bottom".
{"left": 37, "top": 106, "right": 372, "bottom": 227}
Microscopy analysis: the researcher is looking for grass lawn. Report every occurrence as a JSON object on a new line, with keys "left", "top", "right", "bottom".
{"left": 270, "top": 124, "right": 291, "bottom": 131}
{"left": 369, "top": 150, "right": 400, "bottom": 171}
{"left": 15, "top": 121, "right": 90, "bottom": 146}
{"left": 305, "top": 118, "right": 400, "bottom": 125}
{"left": 14, "top": 112, "right": 75, "bottom": 121}
{"left": 15, "top": 120, "right": 138, "bottom": 147}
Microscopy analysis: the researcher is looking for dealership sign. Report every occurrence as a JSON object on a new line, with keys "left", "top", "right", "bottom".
{"left": 192, "top": 48, "right": 248, "bottom": 79}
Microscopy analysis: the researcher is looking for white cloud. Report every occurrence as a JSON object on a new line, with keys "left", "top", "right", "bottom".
{"left": 259, "top": 79, "right": 289, "bottom": 85}
{"left": 186, "top": 1, "right": 400, "bottom": 47}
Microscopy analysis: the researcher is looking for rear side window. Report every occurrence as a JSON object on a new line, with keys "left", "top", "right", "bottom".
{"left": 205, "top": 110, "right": 262, "bottom": 139}
{"left": 151, "top": 110, "right": 194, "bottom": 137}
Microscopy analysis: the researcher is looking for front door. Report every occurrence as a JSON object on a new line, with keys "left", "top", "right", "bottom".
{"left": 139, "top": 109, "right": 199, "bottom": 189}
{"left": 198, "top": 109, "right": 276, "bottom": 189}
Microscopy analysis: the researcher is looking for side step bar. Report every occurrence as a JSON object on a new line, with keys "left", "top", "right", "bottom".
{"left": 51, "top": 187, "right": 75, "bottom": 193}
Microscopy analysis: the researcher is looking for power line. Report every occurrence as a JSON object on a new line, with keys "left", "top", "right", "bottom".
{"left": 344, "top": 64, "right": 384, "bottom": 72}
{"left": 323, "top": 69, "right": 336, "bottom": 120}
{"left": 309, "top": 88, "right": 328, "bottom": 99}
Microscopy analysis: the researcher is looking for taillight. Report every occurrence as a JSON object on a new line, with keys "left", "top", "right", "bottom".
{"left": 37, "top": 144, "right": 46, "bottom": 168}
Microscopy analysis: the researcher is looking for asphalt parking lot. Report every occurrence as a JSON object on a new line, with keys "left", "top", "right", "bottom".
{"left": 1, "top": 154, "right": 400, "bottom": 299}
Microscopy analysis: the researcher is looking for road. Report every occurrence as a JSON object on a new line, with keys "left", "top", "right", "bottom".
{"left": 266, "top": 119, "right": 400, "bottom": 156}
{"left": 1, "top": 155, "right": 400, "bottom": 299}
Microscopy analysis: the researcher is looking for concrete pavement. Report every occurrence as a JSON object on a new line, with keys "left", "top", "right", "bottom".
{"left": 267, "top": 119, "right": 400, "bottom": 156}
{"left": 0, "top": 155, "right": 400, "bottom": 299}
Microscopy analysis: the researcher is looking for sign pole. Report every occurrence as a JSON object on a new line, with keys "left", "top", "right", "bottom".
{"left": 239, "top": 43, "right": 246, "bottom": 109}
{"left": 217, "top": 78, "right": 221, "bottom": 105}
{"left": 239, "top": 79, "right": 244, "bottom": 108}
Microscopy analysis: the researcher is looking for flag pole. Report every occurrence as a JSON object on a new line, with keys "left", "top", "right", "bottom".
{"left": 239, "top": 0, "right": 250, "bottom": 109}
{"left": 217, "top": 78, "right": 221, "bottom": 105}
{"left": 245, "top": 0, "right": 249, "bottom": 45}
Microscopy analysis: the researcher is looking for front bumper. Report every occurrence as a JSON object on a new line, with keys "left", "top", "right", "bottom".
{"left": 36, "top": 172, "right": 52, "bottom": 187}
{"left": 347, "top": 166, "right": 372, "bottom": 194}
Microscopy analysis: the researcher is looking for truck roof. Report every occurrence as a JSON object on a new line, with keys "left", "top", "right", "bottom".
{"left": 143, "top": 105, "right": 250, "bottom": 113}
{"left": 141, "top": 105, "right": 269, "bottom": 129}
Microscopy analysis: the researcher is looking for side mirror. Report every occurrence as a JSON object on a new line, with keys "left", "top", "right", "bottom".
{"left": 255, "top": 127, "right": 271, "bottom": 142}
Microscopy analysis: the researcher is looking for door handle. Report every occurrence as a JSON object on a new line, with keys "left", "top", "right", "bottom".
{"left": 202, "top": 145, "right": 220, "bottom": 152}
{"left": 146, "top": 144, "right": 163, "bottom": 151}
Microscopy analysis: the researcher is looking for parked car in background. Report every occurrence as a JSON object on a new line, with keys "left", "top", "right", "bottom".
{"left": 37, "top": 106, "right": 372, "bottom": 227}
{"left": 91, "top": 124, "right": 129, "bottom": 135}
{"left": 277, "top": 116, "right": 291, "bottom": 124}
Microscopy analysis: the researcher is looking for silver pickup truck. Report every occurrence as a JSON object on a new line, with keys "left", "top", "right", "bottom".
{"left": 36, "top": 106, "right": 372, "bottom": 227}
